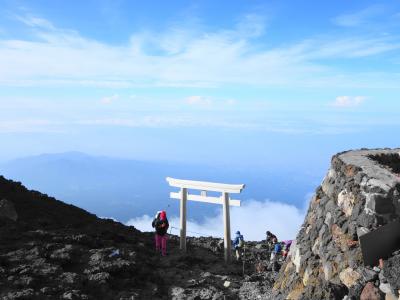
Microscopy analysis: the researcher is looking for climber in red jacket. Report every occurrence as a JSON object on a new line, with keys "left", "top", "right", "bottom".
{"left": 152, "top": 210, "right": 169, "bottom": 256}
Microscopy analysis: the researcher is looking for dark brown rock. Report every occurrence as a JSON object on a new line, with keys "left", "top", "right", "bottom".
{"left": 360, "top": 282, "right": 383, "bottom": 300}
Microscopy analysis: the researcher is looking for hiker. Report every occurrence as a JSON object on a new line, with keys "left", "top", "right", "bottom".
{"left": 266, "top": 230, "right": 277, "bottom": 257}
{"left": 281, "top": 240, "right": 293, "bottom": 259}
{"left": 233, "top": 231, "right": 245, "bottom": 261}
{"left": 266, "top": 231, "right": 277, "bottom": 244}
{"left": 151, "top": 210, "right": 169, "bottom": 256}
{"left": 270, "top": 240, "right": 282, "bottom": 261}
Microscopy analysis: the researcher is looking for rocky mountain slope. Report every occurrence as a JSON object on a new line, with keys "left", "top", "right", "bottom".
{"left": 273, "top": 149, "right": 400, "bottom": 300}
{"left": 2, "top": 148, "right": 400, "bottom": 300}
{"left": 0, "top": 175, "right": 276, "bottom": 299}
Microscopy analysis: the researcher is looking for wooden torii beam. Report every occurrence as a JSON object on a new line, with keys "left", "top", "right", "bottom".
{"left": 166, "top": 177, "right": 245, "bottom": 263}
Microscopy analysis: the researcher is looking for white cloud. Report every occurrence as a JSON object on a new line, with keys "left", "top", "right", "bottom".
{"left": 5, "top": 111, "right": 400, "bottom": 134}
{"left": 14, "top": 15, "right": 56, "bottom": 30}
{"left": 185, "top": 96, "right": 237, "bottom": 109}
{"left": 101, "top": 94, "right": 119, "bottom": 104}
{"left": 0, "top": 14, "right": 399, "bottom": 89}
{"left": 307, "top": 37, "right": 400, "bottom": 59}
{"left": 126, "top": 199, "right": 305, "bottom": 241}
{"left": 185, "top": 95, "right": 212, "bottom": 106}
{"left": 332, "top": 96, "right": 366, "bottom": 108}
{"left": 333, "top": 5, "right": 385, "bottom": 27}
{"left": 74, "top": 116, "right": 256, "bottom": 129}
{"left": 0, "top": 119, "right": 64, "bottom": 133}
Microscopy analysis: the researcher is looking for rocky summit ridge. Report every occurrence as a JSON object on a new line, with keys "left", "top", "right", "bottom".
{"left": 1, "top": 148, "right": 400, "bottom": 300}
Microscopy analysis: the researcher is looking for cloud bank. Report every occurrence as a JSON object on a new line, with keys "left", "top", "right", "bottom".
{"left": 332, "top": 96, "right": 366, "bottom": 108}
{"left": 1, "top": 14, "right": 400, "bottom": 89}
{"left": 126, "top": 199, "right": 307, "bottom": 241}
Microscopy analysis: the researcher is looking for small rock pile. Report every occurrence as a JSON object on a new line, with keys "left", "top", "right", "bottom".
{"left": 273, "top": 149, "right": 400, "bottom": 300}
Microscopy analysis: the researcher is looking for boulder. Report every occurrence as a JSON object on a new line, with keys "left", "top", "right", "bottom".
{"left": 360, "top": 282, "right": 383, "bottom": 300}
{"left": 170, "top": 286, "right": 185, "bottom": 299}
{"left": 50, "top": 245, "right": 74, "bottom": 263}
{"left": 292, "top": 247, "right": 302, "bottom": 273}
{"left": 383, "top": 253, "right": 400, "bottom": 290}
{"left": 61, "top": 290, "right": 88, "bottom": 300}
{"left": 0, "top": 199, "right": 18, "bottom": 221}
{"left": 385, "top": 293, "right": 398, "bottom": 300}
{"left": 323, "top": 261, "right": 336, "bottom": 281}
{"left": 6, "top": 289, "right": 35, "bottom": 300}
{"left": 339, "top": 268, "right": 361, "bottom": 288}
{"left": 324, "top": 212, "right": 333, "bottom": 226}
{"left": 357, "top": 227, "right": 370, "bottom": 238}
{"left": 380, "top": 282, "right": 394, "bottom": 294}
{"left": 337, "top": 190, "right": 356, "bottom": 217}
{"left": 88, "top": 272, "right": 110, "bottom": 285}
{"left": 303, "top": 266, "right": 312, "bottom": 286}
{"left": 361, "top": 268, "right": 378, "bottom": 282}
{"left": 13, "top": 276, "right": 35, "bottom": 288}
{"left": 60, "top": 272, "right": 81, "bottom": 286}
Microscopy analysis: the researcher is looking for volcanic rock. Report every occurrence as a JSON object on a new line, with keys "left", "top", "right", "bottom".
{"left": 273, "top": 148, "right": 400, "bottom": 300}
{"left": 0, "top": 198, "right": 18, "bottom": 221}
{"left": 360, "top": 282, "right": 383, "bottom": 300}
{"left": 0, "top": 175, "right": 279, "bottom": 299}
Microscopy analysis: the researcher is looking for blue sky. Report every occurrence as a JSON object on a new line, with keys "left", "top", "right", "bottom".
{"left": 0, "top": 0, "right": 399, "bottom": 169}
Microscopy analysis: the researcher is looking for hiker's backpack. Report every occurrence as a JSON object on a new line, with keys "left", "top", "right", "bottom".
{"left": 152, "top": 212, "right": 161, "bottom": 228}
{"left": 238, "top": 235, "right": 244, "bottom": 248}
{"left": 151, "top": 217, "right": 158, "bottom": 228}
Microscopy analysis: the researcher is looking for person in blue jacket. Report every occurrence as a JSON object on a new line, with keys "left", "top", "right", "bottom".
{"left": 232, "top": 231, "right": 245, "bottom": 261}
{"left": 270, "top": 240, "right": 282, "bottom": 261}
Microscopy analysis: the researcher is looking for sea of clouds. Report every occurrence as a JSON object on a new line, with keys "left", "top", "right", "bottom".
{"left": 126, "top": 198, "right": 311, "bottom": 241}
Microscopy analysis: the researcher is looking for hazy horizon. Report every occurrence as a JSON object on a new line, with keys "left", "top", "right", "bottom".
{"left": 0, "top": 151, "right": 323, "bottom": 240}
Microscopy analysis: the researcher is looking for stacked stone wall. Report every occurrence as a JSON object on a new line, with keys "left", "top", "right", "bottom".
{"left": 273, "top": 149, "right": 400, "bottom": 300}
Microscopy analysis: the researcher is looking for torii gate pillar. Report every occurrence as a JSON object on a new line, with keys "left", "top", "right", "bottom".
{"left": 166, "top": 177, "right": 245, "bottom": 263}
{"left": 222, "top": 192, "right": 231, "bottom": 262}
{"left": 180, "top": 188, "right": 187, "bottom": 252}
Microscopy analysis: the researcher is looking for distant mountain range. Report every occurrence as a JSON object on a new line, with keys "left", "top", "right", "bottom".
{"left": 0, "top": 152, "right": 324, "bottom": 223}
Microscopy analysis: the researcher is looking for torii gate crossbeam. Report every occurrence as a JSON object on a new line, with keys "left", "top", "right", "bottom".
{"left": 166, "top": 177, "right": 245, "bottom": 263}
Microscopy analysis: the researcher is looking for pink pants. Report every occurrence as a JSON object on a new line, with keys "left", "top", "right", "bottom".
{"left": 155, "top": 234, "right": 167, "bottom": 256}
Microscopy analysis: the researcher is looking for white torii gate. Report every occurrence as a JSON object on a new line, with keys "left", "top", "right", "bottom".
{"left": 166, "top": 177, "right": 245, "bottom": 263}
